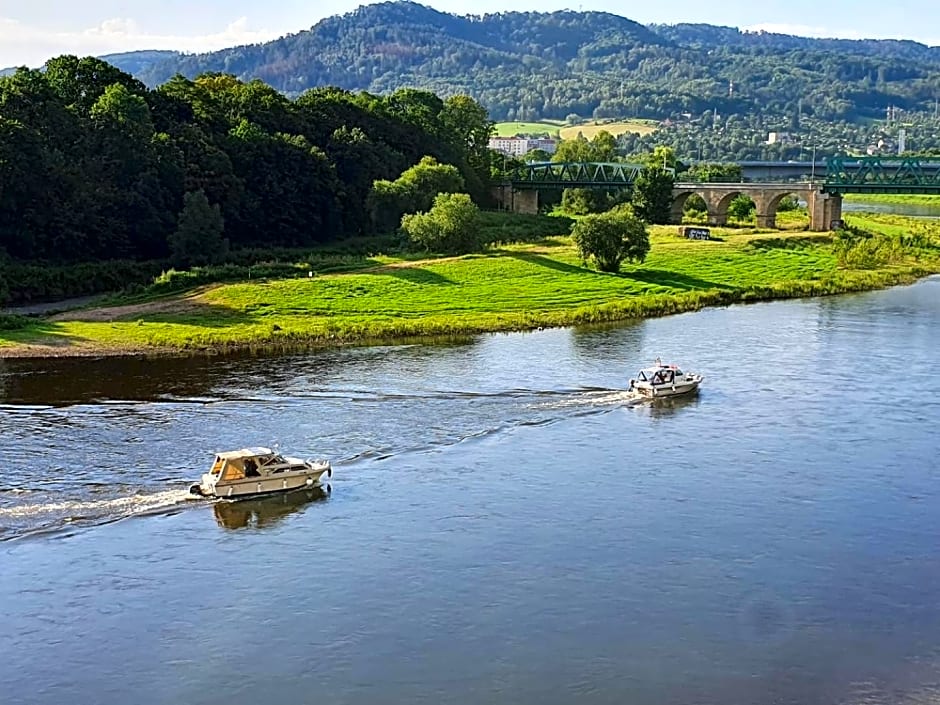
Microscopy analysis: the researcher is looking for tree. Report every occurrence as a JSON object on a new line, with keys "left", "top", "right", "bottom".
{"left": 728, "top": 194, "right": 756, "bottom": 221}
{"left": 439, "top": 94, "right": 494, "bottom": 183}
{"left": 368, "top": 156, "right": 464, "bottom": 232}
{"left": 553, "top": 131, "right": 617, "bottom": 163}
{"left": 561, "top": 187, "right": 609, "bottom": 215}
{"left": 632, "top": 168, "right": 675, "bottom": 224}
{"left": 401, "top": 192, "right": 481, "bottom": 255}
{"left": 571, "top": 211, "right": 650, "bottom": 273}
{"left": 168, "top": 190, "right": 228, "bottom": 267}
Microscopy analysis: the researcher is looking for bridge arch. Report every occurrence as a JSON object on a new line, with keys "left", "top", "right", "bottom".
{"left": 670, "top": 192, "right": 701, "bottom": 224}
{"left": 671, "top": 183, "right": 836, "bottom": 230}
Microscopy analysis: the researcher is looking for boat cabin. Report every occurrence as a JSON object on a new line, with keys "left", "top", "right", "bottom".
{"left": 208, "top": 447, "right": 284, "bottom": 482}
{"left": 635, "top": 364, "right": 685, "bottom": 386}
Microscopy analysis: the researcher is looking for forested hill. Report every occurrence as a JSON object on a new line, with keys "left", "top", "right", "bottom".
{"left": 110, "top": 1, "right": 940, "bottom": 123}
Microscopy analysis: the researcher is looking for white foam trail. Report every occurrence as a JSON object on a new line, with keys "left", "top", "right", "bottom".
{"left": 0, "top": 489, "right": 195, "bottom": 519}
{"left": 533, "top": 390, "right": 647, "bottom": 410}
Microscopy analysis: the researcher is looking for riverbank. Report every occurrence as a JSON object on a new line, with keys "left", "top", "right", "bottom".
{"left": 844, "top": 193, "right": 940, "bottom": 206}
{"left": 2, "top": 220, "right": 938, "bottom": 359}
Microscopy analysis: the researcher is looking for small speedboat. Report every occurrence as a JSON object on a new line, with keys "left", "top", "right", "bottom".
{"left": 190, "top": 447, "right": 332, "bottom": 499}
{"left": 628, "top": 359, "right": 703, "bottom": 398}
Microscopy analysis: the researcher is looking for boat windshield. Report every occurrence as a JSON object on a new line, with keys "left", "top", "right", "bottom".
{"left": 651, "top": 369, "right": 675, "bottom": 385}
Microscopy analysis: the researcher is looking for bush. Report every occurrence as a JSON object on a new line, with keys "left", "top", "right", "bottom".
{"left": 401, "top": 192, "right": 482, "bottom": 255}
{"left": 561, "top": 187, "right": 609, "bottom": 215}
{"left": 0, "top": 313, "right": 30, "bottom": 330}
{"left": 478, "top": 211, "right": 574, "bottom": 244}
{"left": 683, "top": 194, "right": 707, "bottom": 214}
{"left": 2, "top": 260, "right": 169, "bottom": 305}
{"left": 833, "top": 222, "right": 909, "bottom": 269}
{"left": 571, "top": 211, "right": 650, "bottom": 272}
{"left": 727, "top": 194, "right": 756, "bottom": 222}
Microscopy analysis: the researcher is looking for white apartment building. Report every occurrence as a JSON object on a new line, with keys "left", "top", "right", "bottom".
{"left": 488, "top": 137, "right": 558, "bottom": 157}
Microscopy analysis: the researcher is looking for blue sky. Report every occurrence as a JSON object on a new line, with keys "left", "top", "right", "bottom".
{"left": 2, "top": 0, "right": 938, "bottom": 67}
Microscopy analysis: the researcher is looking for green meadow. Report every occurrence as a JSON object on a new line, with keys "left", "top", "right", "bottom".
{"left": 492, "top": 121, "right": 564, "bottom": 137}
{"left": 4, "top": 214, "right": 938, "bottom": 358}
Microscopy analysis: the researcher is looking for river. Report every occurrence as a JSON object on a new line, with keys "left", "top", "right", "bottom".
{"left": 841, "top": 199, "right": 940, "bottom": 218}
{"left": 2, "top": 279, "right": 940, "bottom": 705}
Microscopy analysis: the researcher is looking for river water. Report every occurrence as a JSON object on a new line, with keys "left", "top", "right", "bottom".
{"left": 2, "top": 279, "right": 940, "bottom": 705}
{"left": 841, "top": 200, "right": 940, "bottom": 218}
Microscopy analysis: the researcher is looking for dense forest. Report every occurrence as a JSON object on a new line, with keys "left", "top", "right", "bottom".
{"left": 0, "top": 55, "right": 493, "bottom": 267}
{"left": 93, "top": 1, "right": 940, "bottom": 124}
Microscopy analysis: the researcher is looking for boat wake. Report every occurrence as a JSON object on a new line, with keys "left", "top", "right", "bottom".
{"left": 0, "top": 488, "right": 198, "bottom": 541}
{"left": 531, "top": 388, "right": 646, "bottom": 410}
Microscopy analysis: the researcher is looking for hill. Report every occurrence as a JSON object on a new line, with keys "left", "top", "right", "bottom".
{"left": 108, "top": 1, "right": 940, "bottom": 124}
{"left": 1, "top": 49, "right": 178, "bottom": 79}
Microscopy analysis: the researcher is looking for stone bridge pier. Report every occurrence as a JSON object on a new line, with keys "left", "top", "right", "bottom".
{"left": 671, "top": 183, "right": 842, "bottom": 231}
{"left": 492, "top": 184, "right": 539, "bottom": 214}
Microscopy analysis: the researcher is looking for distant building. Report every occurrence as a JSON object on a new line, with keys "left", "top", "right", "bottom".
{"left": 488, "top": 137, "right": 558, "bottom": 157}
{"left": 766, "top": 131, "right": 795, "bottom": 145}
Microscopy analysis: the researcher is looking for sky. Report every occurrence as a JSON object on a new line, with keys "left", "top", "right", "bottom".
{"left": 2, "top": 0, "right": 939, "bottom": 68}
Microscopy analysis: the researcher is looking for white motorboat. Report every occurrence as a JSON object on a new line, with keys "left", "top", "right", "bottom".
{"left": 190, "top": 447, "right": 332, "bottom": 499}
{"left": 628, "top": 359, "right": 703, "bottom": 398}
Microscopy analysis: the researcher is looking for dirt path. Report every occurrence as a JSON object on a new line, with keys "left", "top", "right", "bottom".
{"left": 48, "top": 287, "right": 218, "bottom": 322}
{"left": 2, "top": 295, "right": 104, "bottom": 317}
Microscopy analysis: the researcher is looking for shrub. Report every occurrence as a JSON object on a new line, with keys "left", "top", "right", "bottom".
{"left": 401, "top": 192, "right": 483, "bottom": 255}
{"left": 571, "top": 211, "right": 650, "bottom": 272}
{"left": 0, "top": 313, "right": 29, "bottom": 330}
{"left": 833, "top": 223, "right": 907, "bottom": 269}
{"left": 478, "top": 211, "right": 574, "bottom": 244}
{"left": 727, "top": 195, "right": 756, "bottom": 221}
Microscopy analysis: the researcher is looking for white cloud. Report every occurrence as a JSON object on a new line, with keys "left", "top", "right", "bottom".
{"left": 0, "top": 16, "right": 284, "bottom": 68}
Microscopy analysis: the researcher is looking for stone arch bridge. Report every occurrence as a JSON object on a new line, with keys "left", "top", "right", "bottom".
{"left": 671, "top": 183, "right": 842, "bottom": 231}
{"left": 494, "top": 180, "right": 842, "bottom": 232}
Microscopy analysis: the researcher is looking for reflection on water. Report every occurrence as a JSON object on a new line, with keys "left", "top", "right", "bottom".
{"left": 211, "top": 486, "right": 331, "bottom": 530}
{"left": 633, "top": 391, "right": 701, "bottom": 419}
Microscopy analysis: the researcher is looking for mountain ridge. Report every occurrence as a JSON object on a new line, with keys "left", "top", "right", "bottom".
{"left": 7, "top": 2, "right": 940, "bottom": 123}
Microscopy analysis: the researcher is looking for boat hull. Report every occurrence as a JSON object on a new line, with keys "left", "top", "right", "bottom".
{"left": 635, "top": 378, "right": 702, "bottom": 398}
{"left": 191, "top": 466, "right": 331, "bottom": 499}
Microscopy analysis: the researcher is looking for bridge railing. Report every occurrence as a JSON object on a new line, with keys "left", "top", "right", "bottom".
{"left": 509, "top": 161, "right": 646, "bottom": 187}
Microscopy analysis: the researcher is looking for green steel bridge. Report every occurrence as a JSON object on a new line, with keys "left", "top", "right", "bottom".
{"left": 508, "top": 161, "right": 645, "bottom": 189}
{"left": 508, "top": 157, "right": 940, "bottom": 194}
{"left": 823, "top": 156, "right": 940, "bottom": 194}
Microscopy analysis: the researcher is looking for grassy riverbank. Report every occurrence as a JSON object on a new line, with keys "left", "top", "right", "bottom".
{"left": 2, "top": 217, "right": 938, "bottom": 358}
{"left": 844, "top": 193, "right": 940, "bottom": 206}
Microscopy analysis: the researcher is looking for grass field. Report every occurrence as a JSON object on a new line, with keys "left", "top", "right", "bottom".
{"left": 493, "top": 121, "right": 564, "bottom": 137}
{"left": 493, "top": 119, "right": 659, "bottom": 140}
{"left": 3, "top": 216, "right": 937, "bottom": 358}
{"left": 844, "top": 193, "right": 940, "bottom": 206}
{"left": 558, "top": 120, "right": 659, "bottom": 140}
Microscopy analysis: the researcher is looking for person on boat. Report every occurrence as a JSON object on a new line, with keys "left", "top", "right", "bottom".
{"left": 245, "top": 458, "right": 260, "bottom": 477}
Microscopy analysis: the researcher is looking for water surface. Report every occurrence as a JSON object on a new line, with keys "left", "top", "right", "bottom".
{"left": 2, "top": 279, "right": 940, "bottom": 705}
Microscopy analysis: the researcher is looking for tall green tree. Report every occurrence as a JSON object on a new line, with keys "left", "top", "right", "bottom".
{"left": 168, "top": 190, "right": 228, "bottom": 267}
{"left": 632, "top": 168, "right": 675, "bottom": 225}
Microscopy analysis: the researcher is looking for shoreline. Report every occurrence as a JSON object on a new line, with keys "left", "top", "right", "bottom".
{"left": 2, "top": 268, "right": 934, "bottom": 361}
